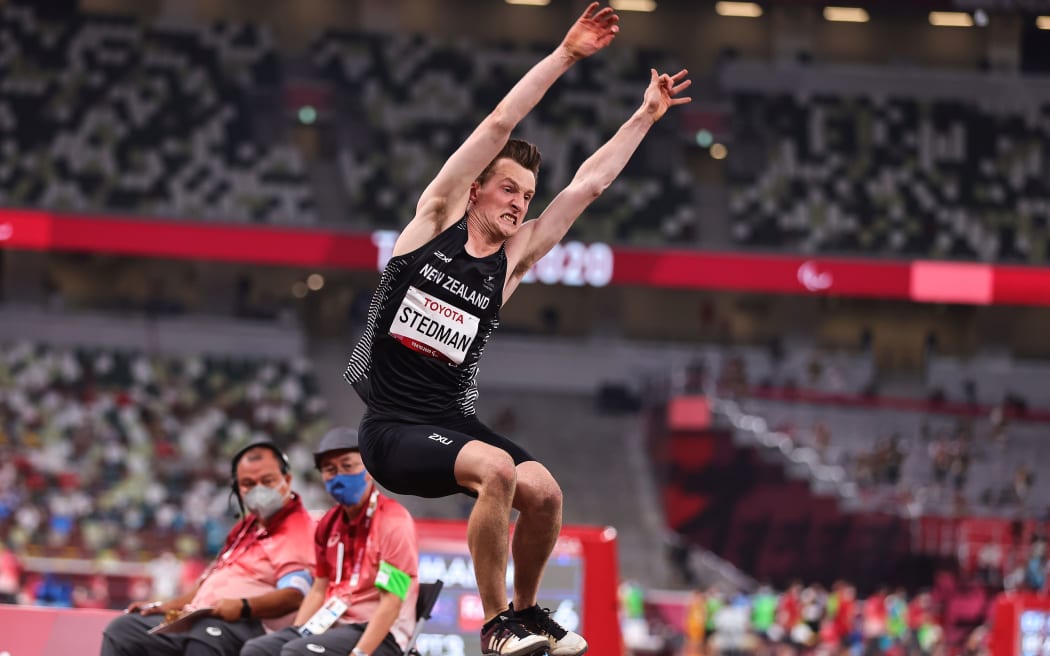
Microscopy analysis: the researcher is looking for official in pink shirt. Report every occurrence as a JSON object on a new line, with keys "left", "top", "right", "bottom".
{"left": 241, "top": 427, "right": 419, "bottom": 656}
{"left": 101, "top": 441, "right": 316, "bottom": 656}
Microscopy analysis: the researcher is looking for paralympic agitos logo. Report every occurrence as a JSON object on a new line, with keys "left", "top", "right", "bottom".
{"left": 797, "top": 260, "right": 833, "bottom": 292}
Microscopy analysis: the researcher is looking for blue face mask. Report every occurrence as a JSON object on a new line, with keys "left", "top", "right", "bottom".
{"left": 325, "top": 472, "right": 369, "bottom": 506}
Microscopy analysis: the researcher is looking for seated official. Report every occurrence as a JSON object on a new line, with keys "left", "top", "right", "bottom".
{"left": 240, "top": 427, "right": 419, "bottom": 656}
{"left": 102, "top": 442, "right": 316, "bottom": 656}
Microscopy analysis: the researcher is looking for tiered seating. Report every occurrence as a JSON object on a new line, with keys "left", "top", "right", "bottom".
{"left": 736, "top": 397, "right": 1050, "bottom": 518}
{"left": 313, "top": 31, "right": 696, "bottom": 242}
{"left": 0, "top": 341, "right": 329, "bottom": 560}
{"left": 927, "top": 352, "right": 1050, "bottom": 408}
{"left": 726, "top": 68, "right": 1050, "bottom": 262}
{"left": 0, "top": 4, "right": 315, "bottom": 224}
{"left": 658, "top": 409, "right": 914, "bottom": 590}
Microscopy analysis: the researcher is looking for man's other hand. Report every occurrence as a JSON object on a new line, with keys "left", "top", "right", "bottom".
{"left": 643, "top": 68, "right": 693, "bottom": 123}
{"left": 561, "top": 2, "right": 619, "bottom": 60}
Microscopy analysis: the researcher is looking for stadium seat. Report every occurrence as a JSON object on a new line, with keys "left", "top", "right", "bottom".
{"left": 0, "top": 5, "right": 315, "bottom": 225}
{"left": 724, "top": 62, "right": 1050, "bottom": 263}
{"left": 312, "top": 30, "right": 696, "bottom": 240}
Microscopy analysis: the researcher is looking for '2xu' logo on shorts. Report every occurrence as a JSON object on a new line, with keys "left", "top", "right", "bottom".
{"left": 428, "top": 433, "right": 452, "bottom": 445}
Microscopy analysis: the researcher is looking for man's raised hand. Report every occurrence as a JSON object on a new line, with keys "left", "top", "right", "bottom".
{"left": 642, "top": 68, "right": 692, "bottom": 122}
{"left": 561, "top": 2, "right": 619, "bottom": 60}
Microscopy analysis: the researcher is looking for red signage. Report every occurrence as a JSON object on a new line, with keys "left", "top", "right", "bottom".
{"left": 0, "top": 605, "right": 117, "bottom": 656}
{"left": 910, "top": 261, "right": 994, "bottom": 305}
{"left": 3, "top": 209, "right": 1050, "bottom": 307}
{"left": 611, "top": 248, "right": 913, "bottom": 299}
{"left": 990, "top": 592, "right": 1050, "bottom": 656}
{"left": 1, "top": 520, "right": 621, "bottom": 656}
{"left": 413, "top": 519, "right": 621, "bottom": 656}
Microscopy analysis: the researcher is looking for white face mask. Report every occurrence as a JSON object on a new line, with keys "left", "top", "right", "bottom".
{"left": 243, "top": 482, "right": 288, "bottom": 519}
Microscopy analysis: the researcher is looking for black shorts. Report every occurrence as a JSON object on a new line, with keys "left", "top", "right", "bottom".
{"left": 358, "top": 413, "right": 535, "bottom": 498}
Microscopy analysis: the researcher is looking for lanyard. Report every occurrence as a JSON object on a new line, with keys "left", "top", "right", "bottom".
{"left": 200, "top": 519, "right": 261, "bottom": 581}
{"left": 335, "top": 490, "right": 378, "bottom": 589}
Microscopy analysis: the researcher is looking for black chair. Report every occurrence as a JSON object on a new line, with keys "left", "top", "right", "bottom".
{"left": 402, "top": 579, "right": 444, "bottom": 656}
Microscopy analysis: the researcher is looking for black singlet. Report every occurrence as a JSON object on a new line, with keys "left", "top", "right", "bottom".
{"left": 344, "top": 219, "right": 507, "bottom": 423}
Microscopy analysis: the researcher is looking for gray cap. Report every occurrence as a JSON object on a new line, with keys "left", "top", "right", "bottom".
{"left": 313, "top": 427, "right": 360, "bottom": 469}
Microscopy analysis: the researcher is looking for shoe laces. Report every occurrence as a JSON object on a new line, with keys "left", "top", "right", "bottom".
{"left": 491, "top": 614, "right": 534, "bottom": 640}
{"left": 521, "top": 606, "right": 568, "bottom": 640}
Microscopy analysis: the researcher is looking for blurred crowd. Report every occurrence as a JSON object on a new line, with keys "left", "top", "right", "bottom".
{"left": 0, "top": 341, "right": 331, "bottom": 564}
{"left": 620, "top": 580, "right": 991, "bottom": 656}
{"left": 0, "top": 538, "right": 205, "bottom": 610}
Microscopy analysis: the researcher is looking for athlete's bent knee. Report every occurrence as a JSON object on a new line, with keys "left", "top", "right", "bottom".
{"left": 545, "top": 482, "right": 563, "bottom": 512}
{"left": 457, "top": 443, "right": 517, "bottom": 497}
{"left": 476, "top": 454, "right": 517, "bottom": 498}
{"left": 516, "top": 465, "right": 562, "bottom": 517}
{"left": 531, "top": 479, "right": 562, "bottom": 517}
{"left": 478, "top": 455, "right": 516, "bottom": 499}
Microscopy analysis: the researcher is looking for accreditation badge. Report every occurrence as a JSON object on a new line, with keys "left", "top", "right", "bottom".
{"left": 297, "top": 596, "right": 349, "bottom": 637}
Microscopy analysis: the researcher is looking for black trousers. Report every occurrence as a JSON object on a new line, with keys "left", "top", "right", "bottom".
{"left": 100, "top": 611, "right": 264, "bottom": 656}
{"left": 239, "top": 624, "right": 402, "bottom": 656}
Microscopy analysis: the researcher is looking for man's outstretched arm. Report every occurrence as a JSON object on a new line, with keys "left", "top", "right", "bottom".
{"left": 398, "top": 3, "right": 619, "bottom": 252}
{"left": 503, "top": 68, "right": 693, "bottom": 297}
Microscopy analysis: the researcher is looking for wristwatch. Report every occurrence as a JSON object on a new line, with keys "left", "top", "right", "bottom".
{"left": 351, "top": 648, "right": 369, "bottom": 656}
{"left": 240, "top": 598, "right": 251, "bottom": 619}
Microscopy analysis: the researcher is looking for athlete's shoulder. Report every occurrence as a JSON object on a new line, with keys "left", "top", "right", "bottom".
{"left": 392, "top": 215, "right": 467, "bottom": 261}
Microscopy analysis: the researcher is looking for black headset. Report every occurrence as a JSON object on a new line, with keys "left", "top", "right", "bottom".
{"left": 229, "top": 440, "right": 291, "bottom": 515}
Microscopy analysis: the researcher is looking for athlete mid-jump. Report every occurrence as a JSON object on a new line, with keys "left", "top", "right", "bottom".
{"left": 345, "top": 4, "right": 691, "bottom": 655}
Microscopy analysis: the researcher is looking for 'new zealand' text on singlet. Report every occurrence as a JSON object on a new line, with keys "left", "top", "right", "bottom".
{"left": 344, "top": 219, "right": 506, "bottom": 422}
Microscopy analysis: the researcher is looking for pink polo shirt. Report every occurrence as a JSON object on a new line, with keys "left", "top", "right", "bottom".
{"left": 192, "top": 494, "right": 316, "bottom": 631}
{"left": 315, "top": 494, "right": 418, "bottom": 648}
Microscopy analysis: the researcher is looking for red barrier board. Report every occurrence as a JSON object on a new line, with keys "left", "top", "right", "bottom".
{"left": 0, "top": 605, "right": 117, "bottom": 656}
{"left": 993, "top": 265, "right": 1050, "bottom": 307}
{"left": 611, "top": 248, "right": 912, "bottom": 298}
{"left": 2, "top": 520, "right": 621, "bottom": 656}
{"left": 4, "top": 209, "right": 1050, "bottom": 307}
{"left": 412, "top": 519, "right": 622, "bottom": 656}
{"left": 991, "top": 592, "right": 1050, "bottom": 656}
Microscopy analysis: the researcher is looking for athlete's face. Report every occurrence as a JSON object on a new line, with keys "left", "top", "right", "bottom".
{"left": 470, "top": 158, "right": 536, "bottom": 240}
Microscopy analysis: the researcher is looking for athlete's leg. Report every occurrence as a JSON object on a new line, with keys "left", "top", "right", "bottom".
{"left": 510, "top": 462, "right": 588, "bottom": 656}
{"left": 360, "top": 413, "right": 521, "bottom": 617}
{"left": 360, "top": 417, "right": 547, "bottom": 655}
{"left": 452, "top": 426, "right": 585, "bottom": 656}
{"left": 509, "top": 460, "right": 562, "bottom": 608}
{"left": 441, "top": 417, "right": 561, "bottom": 610}
{"left": 454, "top": 440, "right": 518, "bottom": 621}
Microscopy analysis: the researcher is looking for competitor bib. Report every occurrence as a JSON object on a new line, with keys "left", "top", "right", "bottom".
{"left": 390, "top": 286, "right": 480, "bottom": 365}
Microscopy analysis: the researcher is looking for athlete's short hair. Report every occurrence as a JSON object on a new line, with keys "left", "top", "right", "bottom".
{"left": 478, "top": 138, "right": 541, "bottom": 185}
